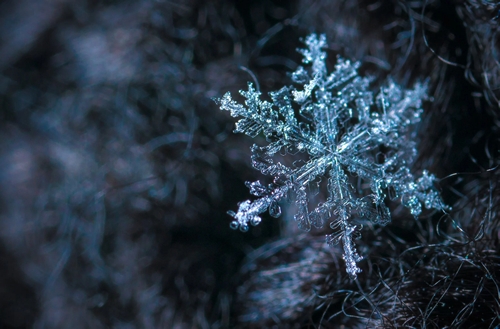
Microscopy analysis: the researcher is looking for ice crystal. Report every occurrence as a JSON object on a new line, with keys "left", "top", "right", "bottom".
{"left": 217, "top": 34, "right": 448, "bottom": 279}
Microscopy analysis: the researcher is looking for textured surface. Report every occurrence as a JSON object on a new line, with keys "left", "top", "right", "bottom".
{"left": 0, "top": 0, "right": 499, "bottom": 327}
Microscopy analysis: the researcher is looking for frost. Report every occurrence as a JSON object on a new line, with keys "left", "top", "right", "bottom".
{"left": 216, "top": 34, "right": 448, "bottom": 279}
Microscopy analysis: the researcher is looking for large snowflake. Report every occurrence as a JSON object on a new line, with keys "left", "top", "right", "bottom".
{"left": 217, "top": 34, "right": 448, "bottom": 279}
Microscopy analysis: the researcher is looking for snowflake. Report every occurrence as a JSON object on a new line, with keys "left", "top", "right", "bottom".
{"left": 216, "top": 34, "right": 448, "bottom": 279}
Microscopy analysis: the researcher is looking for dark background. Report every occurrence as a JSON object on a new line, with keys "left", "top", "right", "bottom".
{"left": 0, "top": 0, "right": 499, "bottom": 327}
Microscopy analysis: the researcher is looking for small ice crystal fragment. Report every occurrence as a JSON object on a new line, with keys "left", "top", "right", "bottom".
{"left": 246, "top": 180, "right": 269, "bottom": 197}
{"left": 250, "top": 216, "right": 262, "bottom": 226}
{"left": 216, "top": 33, "right": 449, "bottom": 280}
{"left": 310, "top": 206, "right": 329, "bottom": 228}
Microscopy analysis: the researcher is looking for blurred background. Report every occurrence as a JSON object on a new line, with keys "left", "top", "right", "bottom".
{"left": 0, "top": 0, "right": 499, "bottom": 328}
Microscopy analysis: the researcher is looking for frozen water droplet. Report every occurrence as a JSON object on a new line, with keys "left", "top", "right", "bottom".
{"left": 230, "top": 221, "right": 239, "bottom": 230}
{"left": 269, "top": 202, "right": 282, "bottom": 218}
